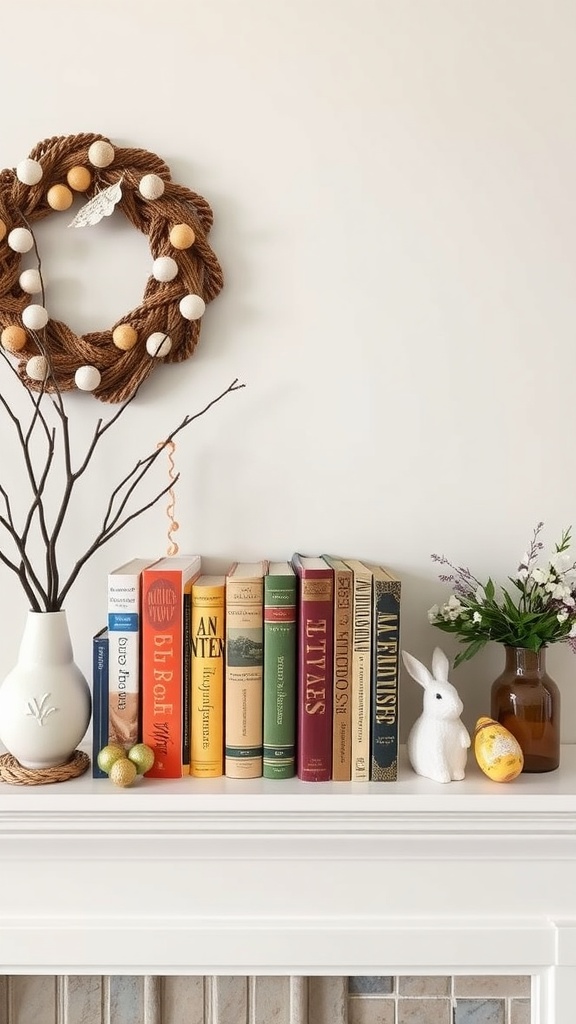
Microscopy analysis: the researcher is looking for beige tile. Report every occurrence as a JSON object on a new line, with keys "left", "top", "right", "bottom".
{"left": 162, "top": 977, "right": 204, "bottom": 1024}
{"left": 210, "top": 977, "right": 248, "bottom": 1024}
{"left": 0, "top": 978, "right": 8, "bottom": 1024}
{"left": 398, "top": 976, "right": 450, "bottom": 996}
{"left": 397, "top": 998, "right": 452, "bottom": 1024}
{"left": 349, "top": 999, "right": 395, "bottom": 1024}
{"left": 510, "top": 999, "right": 531, "bottom": 1024}
{"left": 309, "top": 978, "right": 348, "bottom": 1024}
{"left": 61, "top": 976, "right": 102, "bottom": 1024}
{"left": 454, "top": 976, "right": 531, "bottom": 998}
{"left": 250, "top": 977, "right": 290, "bottom": 1024}
{"left": 289, "top": 977, "right": 308, "bottom": 1024}
{"left": 9, "top": 976, "right": 56, "bottom": 1024}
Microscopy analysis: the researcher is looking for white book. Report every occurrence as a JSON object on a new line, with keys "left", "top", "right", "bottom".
{"left": 107, "top": 556, "right": 158, "bottom": 748}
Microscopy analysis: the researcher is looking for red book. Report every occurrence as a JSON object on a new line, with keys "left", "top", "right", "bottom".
{"left": 141, "top": 554, "right": 201, "bottom": 778}
{"left": 291, "top": 553, "right": 334, "bottom": 781}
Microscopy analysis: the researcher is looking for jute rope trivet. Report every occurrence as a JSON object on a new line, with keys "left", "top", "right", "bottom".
{"left": 0, "top": 749, "right": 90, "bottom": 785}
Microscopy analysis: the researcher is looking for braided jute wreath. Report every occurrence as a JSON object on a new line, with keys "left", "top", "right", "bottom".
{"left": 0, "top": 133, "right": 223, "bottom": 403}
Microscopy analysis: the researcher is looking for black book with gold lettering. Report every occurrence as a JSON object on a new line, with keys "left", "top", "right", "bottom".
{"left": 364, "top": 564, "right": 401, "bottom": 781}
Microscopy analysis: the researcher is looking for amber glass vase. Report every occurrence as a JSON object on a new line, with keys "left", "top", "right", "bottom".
{"left": 490, "top": 646, "right": 560, "bottom": 772}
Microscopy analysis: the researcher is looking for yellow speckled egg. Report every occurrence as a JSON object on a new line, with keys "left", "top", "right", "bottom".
{"left": 474, "top": 717, "right": 524, "bottom": 782}
{"left": 112, "top": 324, "right": 139, "bottom": 351}
{"left": 1, "top": 325, "right": 27, "bottom": 351}
{"left": 67, "top": 165, "right": 92, "bottom": 192}
{"left": 47, "top": 184, "right": 74, "bottom": 211}
{"left": 170, "top": 223, "right": 195, "bottom": 249}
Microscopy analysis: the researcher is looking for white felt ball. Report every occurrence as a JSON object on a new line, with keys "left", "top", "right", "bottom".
{"left": 139, "top": 174, "right": 165, "bottom": 200}
{"left": 179, "top": 294, "right": 206, "bottom": 320}
{"left": 74, "top": 365, "right": 102, "bottom": 391}
{"left": 152, "top": 256, "right": 178, "bottom": 282}
{"left": 146, "top": 332, "right": 172, "bottom": 357}
{"left": 8, "top": 228, "right": 34, "bottom": 253}
{"left": 16, "top": 158, "right": 43, "bottom": 186}
{"left": 26, "top": 355, "right": 49, "bottom": 381}
{"left": 19, "top": 269, "right": 42, "bottom": 294}
{"left": 88, "top": 140, "right": 115, "bottom": 168}
{"left": 22, "top": 304, "right": 49, "bottom": 330}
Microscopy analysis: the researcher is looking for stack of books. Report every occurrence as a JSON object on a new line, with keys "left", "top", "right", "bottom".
{"left": 91, "top": 553, "right": 401, "bottom": 783}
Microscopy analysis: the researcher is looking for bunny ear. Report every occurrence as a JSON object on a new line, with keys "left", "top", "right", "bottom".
{"left": 401, "top": 650, "right": 434, "bottom": 690}
{"left": 431, "top": 647, "right": 450, "bottom": 682}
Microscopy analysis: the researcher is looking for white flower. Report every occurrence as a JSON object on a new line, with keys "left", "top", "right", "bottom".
{"left": 551, "top": 550, "right": 571, "bottom": 573}
{"left": 427, "top": 604, "right": 439, "bottom": 623}
{"left": 570, "top": 623, "right": 576, "bottom": 638}
{"left": 473, "top": 611, "right": 482, "bottom": 624}
{"left": 557, "top": 609, "right": 569, "bottom": 623}
{"left": 531, "top": 567, "right": 551, "bottom": 585}
{"left": 547, "top": 581, "right": 571, "bottom": 601}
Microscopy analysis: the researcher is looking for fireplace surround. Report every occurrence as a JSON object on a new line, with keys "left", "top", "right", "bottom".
{"left": 1, "top": 746, "right": 575, "bottom": 1023}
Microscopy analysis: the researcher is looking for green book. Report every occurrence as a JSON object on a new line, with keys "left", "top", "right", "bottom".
{"left": 263, "top": 561, "right": 297, "bottom": 779}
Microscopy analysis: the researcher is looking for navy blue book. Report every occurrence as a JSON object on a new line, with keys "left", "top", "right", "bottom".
{"left": 92, "top": 626, "right": 109, "bottom": 779}
{"left": 365, "top": 565, "right": 401, "bottom": 782}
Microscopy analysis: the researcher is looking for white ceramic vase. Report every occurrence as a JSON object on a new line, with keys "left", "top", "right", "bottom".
{"left": 0, "top": 610, "right": 91, "bottom": 769}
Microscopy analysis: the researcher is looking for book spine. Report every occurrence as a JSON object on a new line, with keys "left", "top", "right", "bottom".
{"left": 330, "top": 567, "right": 353, "bottom": 782}
{"left": 92, "top": 630, "right": 109, "bottom": 779}
{"left": 370, "top": 577, "right": 401, "bottom": 781}
{"left": 349, "top": 566, "right": 372, "bottom": 781}
{"left": 191, "top": 585, "right": 225, "bottom": 777}
{"left": 141, "top": 569, "right": 184, "bottom": 778}
{"left": 107, "top": 573, "right": 142, "bottom": 749}
{"left": 263, "top": 575, "right": 297, "bottom": 779}
{"left": 225, "top": 576, "right": 264, "bottom": 778}
{"left": 294, "top": 567, "right": 334, "bottom": 781}
{"left": 182, "top": 587, "right": 192, "bottom": 775}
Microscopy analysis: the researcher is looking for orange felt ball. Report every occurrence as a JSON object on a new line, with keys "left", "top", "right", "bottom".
{"left": 1, "top": 325, "right": 27, "bottom": 351}
{"left": 47, "top": 184, "right": 74, "bottom": 211}
{"left": 0, "top": 218, "right": 6, "bottom": 243}
{"left": 169, "top": 223, "right": 196, "bottom": 250}
{"left": 112, "top": 324, "right": 138, "bottom": 351}
{"left": 67, "top": 165, "right": 92, "bottom": 192}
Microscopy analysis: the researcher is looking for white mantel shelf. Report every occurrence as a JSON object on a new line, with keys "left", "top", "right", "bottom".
{"left": 1, "top": 746, "right": 576, "bottom": 1021}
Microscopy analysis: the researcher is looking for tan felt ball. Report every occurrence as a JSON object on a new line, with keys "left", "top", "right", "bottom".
{"left": 1, "top": 325, "right": 27, "bottom": 351}
{"left": 67, "top": 165, "right": 92, "bottom": 191}
{"left": 0, "top": 219, "right": 6, "bottom": 243}
{"left": 112, "top": 324, "right": 139, "bottom": 351}
{"left": 170, "top": 223, "right": 196, "bottom": 249}
{"left": 47, "top": 184, "right": 74, "bottom": 211}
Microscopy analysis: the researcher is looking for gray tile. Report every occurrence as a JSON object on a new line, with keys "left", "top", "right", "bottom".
{"left": 107, "top": 976, "right": 143, "bottom": 1024}
{"left": 349, "top": 977, "right": 394, "bottom": 995}
{"left": 454, "top": 999, "right": 505, "bottom": 1024}
{"left": 210, "top": 977, "right": 248, "bottom": 1024}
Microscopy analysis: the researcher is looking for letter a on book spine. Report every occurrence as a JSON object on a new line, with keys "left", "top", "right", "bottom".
{"left": 291, "top": 553, "right": 334, "bottom": 782}
{"left": 367, "top": 564, "right": 401, "bottom": 781}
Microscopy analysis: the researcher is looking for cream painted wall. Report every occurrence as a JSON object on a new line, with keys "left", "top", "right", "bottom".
{"left": 0, "top": 0, "right": 575, "bottom": 742}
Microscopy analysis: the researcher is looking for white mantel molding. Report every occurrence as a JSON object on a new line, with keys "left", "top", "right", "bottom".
{"left": 2, "top": 747, "right": 576, "bottom": 1022}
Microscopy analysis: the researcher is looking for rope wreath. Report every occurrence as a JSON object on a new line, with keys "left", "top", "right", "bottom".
{"left": 0, "top": 133, "right": 223, "bottom": 403}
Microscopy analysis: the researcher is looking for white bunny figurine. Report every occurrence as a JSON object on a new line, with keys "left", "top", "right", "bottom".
{"left": 402, "top": 647, "right": 470, "bottom": 784}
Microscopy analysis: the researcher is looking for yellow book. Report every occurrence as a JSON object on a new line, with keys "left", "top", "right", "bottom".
{"left": 190, "top": 575, "right": 226, "bottom": 778}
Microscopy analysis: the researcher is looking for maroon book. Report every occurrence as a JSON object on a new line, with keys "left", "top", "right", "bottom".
{"left": 291, "top": 553, "right": 334, "bottom": 781}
